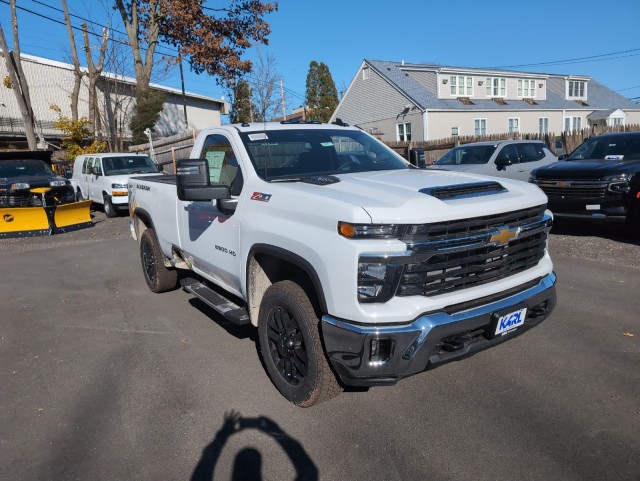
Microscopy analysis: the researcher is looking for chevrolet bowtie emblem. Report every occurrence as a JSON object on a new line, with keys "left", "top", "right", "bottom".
{"left": 490, "top": 227, "right": 520, "bottom": 245}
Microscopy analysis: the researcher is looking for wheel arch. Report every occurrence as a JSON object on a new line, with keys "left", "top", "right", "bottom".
{"left": 247, "top": 244, "right": 327, "bottom": 326}
{"left": 131, "top": 207, "right": 154, "bottom": 240}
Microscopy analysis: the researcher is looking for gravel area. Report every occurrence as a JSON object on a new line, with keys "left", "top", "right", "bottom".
{"left": 1, "top": 209, "right": 638, "bottom": 269}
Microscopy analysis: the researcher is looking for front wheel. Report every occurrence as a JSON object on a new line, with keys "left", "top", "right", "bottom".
{"left": 103, "top": 194, "right": 117, "bottom": 218}
{"left": 139, "top": 228, "right": 179, "bottom": 293}
{"left": 258, "top": 280, "right": 341, "bottom": 407}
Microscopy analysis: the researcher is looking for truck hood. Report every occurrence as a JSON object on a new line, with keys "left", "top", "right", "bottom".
{"left": 533, "top": 159, "right": 640, "bottom": 179}
{"left": 281, "top": 169, "right": 548, "bottom": 224}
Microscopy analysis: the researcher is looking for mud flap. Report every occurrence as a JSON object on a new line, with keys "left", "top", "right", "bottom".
{"left": 53, "top": 200, "right": 92, "bottom": 232}
{"left": 0, "top": 206, "right": 51, "bottom": 238}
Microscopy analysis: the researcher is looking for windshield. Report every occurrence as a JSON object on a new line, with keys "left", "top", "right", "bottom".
{"left": 0, "top": 159, "right": 55, "bottom": 178}
{"left": 238, "top": 128, "right": 409, "bottom": 180}
{"left": 102, "top": 156, "right": 158, "bottom": 175}
{"left": 567, "top": 134, "right": 640, "bottom": 161}
{"left": 434, "top": 145, "right": 497, "bottom": 166}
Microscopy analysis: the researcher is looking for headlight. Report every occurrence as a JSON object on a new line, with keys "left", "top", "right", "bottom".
{"left": 604, "top": 174, "right": 630, "bottom": 193}
{"left": 112, "top": 183, "right": 128, "bottom": 189}
{"left": 49, "top": 179, "right": 67, "bottom": 187}
{"left": 10, "top": 182, "right": 30, "bottom": 190}
{"left": 358, "top": 261, "right": 403, "bottom": 303}
{"left": 338, "top": 222, "right": 400, "bottom": 239}
{"left": 528, "top": 173, "right": 537, "bottom": 183}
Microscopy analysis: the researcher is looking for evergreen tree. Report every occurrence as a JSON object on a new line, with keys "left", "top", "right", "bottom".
{"left": 305, "top": 61, "right": 339, "bottom": 122}
{"left": 130, "top": 90, "right": 166, "bottom": 145}
{"left": 230, "top": 80, "right": 254, "bottom": 123}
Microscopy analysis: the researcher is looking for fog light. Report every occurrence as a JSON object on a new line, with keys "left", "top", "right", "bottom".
{"left": 370, "top": 338, "right": 394, "bottom": 365}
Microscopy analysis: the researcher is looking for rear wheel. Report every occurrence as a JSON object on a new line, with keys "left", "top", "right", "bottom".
{"left": 103, "top": 194, "right": 117, "bottom": 218}
{"left": 140, "top": 228, "right": 179, "bottom": 293}
{"left": 258, "top": 280, "right": 341, "bottom": 407}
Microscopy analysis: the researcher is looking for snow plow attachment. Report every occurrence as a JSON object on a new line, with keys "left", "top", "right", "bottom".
{"left": 0, "top": 200, "right": 92, "bottom": 238}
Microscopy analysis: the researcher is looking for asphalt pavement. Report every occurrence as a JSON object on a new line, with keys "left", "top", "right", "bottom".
{"left": 1, "top": 212, "right": 638, "bottom": 481}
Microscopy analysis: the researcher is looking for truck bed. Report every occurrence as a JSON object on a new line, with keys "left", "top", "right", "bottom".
{"left": 130, "top": 174, "right": 177, "bottom": 185}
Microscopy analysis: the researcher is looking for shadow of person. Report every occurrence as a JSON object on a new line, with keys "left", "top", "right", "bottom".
{"left": 231, "top": 448, "right": 261, "bottom": 481}
{"left": 191, "top": 411, "right": 318, "bottom": 481}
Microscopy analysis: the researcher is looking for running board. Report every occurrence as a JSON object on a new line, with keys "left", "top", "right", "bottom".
{"left": 181, "top": 278, "right": 250, "bottom": 325}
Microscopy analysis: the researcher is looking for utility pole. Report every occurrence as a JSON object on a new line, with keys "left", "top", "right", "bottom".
{"left": 179, "top": 54, "right": 188, "bottom": 129}
{"left": 280, "top": 79, "right": 286, "bottom": 121}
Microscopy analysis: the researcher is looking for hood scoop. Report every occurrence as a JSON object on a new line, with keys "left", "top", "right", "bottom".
{"left": 420, "top": 181, "right": 507, "bottom": 200}
{"left": 300, "top": 175, "right": 341, "bottom": 185}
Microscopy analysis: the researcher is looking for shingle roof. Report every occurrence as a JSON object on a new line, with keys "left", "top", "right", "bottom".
{"left": 365, "top": 59, "right": 640, "bottom": 112}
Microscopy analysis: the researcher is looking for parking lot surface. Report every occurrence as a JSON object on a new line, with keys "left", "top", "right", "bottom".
{"left": 1, "top": 212, "right": 639, "bottom": 481}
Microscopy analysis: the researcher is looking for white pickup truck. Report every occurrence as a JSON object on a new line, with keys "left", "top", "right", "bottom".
{"left": 128, "top": 122, "right": 557, "bottom": 407}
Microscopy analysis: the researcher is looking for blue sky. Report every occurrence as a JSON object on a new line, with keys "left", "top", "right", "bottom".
{"left": 2, "top": 0, "right": 640, "bottom": 112}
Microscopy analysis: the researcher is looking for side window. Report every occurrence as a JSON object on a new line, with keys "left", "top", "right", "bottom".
{"left": 200, "top": 134, "right": 243, "bottom": 195}
{"left": 81, "top": 158, "right": 89, "bottom": 174}
{"left": 517, "top": 143, "right": 545, "bottom": 163}
{"left": 496, "top": 145, "right": 519, "bottom": 164}
{"left": 93, "top": 159, "right": 103, "bottom": 175}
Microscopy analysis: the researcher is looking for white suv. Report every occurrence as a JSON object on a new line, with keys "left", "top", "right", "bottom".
{"left": 429, "top": 140, "right": 557, "bottom": 182}
{"left": 70, "top": 153, "right": 159, "bottom": 217}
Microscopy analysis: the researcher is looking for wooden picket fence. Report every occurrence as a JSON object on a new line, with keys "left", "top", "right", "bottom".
{"left": 129, "top": 129, "right": 200, "bottom": 173}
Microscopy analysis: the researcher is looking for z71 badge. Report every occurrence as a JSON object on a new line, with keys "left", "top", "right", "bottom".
{"left": 251, "top": 192, "right": 272, "bottom": 202}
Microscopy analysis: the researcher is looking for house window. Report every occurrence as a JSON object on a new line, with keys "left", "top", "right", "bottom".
{"left": 564, "top": 117, "right": 582, "bottom": 132}
{"left": 362, "top": 67, "right": 370, "bottom": 80}
{"left": 485, "top": 77, "right": 506, "bottom": 97}
{"left": 539, "top": 117, "right": 549, "bottom": 134}
{"left": 568, "top": 80, "right": 585, "bottom": 97}
{"left": 508, "top": 118, "right": 520, "bottom": 133}
{"left": 474, "top": 118, "right": 487, "bottom": 136}
{"left": 517, "top": 79, "right": 536, "bottom": 97}
{"left": 450, "top": 75, "right": 472, "bottom": 96}
{"left": 451, "top": 127, "right": 459, "bottom": 136}
{"left": 397, "top": 122, "right": 412, "bottom": 141}
{"left": 611, "top": 117, "right": 623, "bottom": 126}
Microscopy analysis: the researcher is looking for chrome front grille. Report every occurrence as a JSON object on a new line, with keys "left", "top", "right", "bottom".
{"left": 533, "top": 179, "right": 607, "bottom": 198}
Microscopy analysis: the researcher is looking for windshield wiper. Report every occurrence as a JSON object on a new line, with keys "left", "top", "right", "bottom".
{"left": 268, "top": 177, "right": 303, "bottom": 183}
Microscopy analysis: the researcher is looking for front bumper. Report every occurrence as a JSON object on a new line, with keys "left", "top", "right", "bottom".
{"left": 547, "top": 195, "right": 629, "bottom": 223}
{"left": 321, "top": 272, "right": 557, "bottom": 386}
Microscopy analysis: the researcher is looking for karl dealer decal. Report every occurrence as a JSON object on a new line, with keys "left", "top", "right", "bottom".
{"left": 251, "top": 192, "right": 272, "bottom": 202}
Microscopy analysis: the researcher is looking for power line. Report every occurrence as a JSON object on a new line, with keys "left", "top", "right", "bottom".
{"left": 486, "top": 47, "right": 640, "bottom": 69}
{"left": 0, "top": 0, "right": 179, "bottom": 59}
{"left": 616, "top": 84, "right": 640, "bottom": 92}
{"left": 1, "top": 0, "right": 308, "bottom": 102}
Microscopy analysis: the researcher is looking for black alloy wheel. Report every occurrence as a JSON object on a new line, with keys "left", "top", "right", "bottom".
{"left": 266, "top": 305, "right": 308, "bottom": 386}
{"left": 258, "top": 280, "right": 341, "bottom": 407}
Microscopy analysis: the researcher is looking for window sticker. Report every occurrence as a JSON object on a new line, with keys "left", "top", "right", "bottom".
{"left": 605, "top": 155, "right": 624, "bottom": 160}
{"left": 205, "top": 151, "right": 225, "bottom": 182}
{"left": 248, "top": 133, "right": 269, "bottom": 141}
{"left": 320, "top": 142, "right": 334, "bottom": 147}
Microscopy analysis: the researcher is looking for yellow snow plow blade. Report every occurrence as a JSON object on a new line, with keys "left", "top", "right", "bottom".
{"left": 0, "top": 205, "right": 51, "bottom": 236}
{"left": 54, "top": 200, "right": 92, "bottom": 230}
{"left": 0, "top": 200, "right": 93, "bottom": 238}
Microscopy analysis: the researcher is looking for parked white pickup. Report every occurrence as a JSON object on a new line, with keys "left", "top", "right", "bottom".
{"left": 128, "top": 122, "right": 557, "bottom": 407}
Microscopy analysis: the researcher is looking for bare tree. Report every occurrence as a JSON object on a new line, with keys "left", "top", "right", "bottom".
{"left": 61, "top": 0, "right": 85, "bottom": 122}
{"left": 250, "top": 48, "right": 281, "bottom": 121}
{"left": 82, "top": 23, "right": 109, "bottom": 138}
{"left": 0, "top": 1, "right": 37, "bottom": 149}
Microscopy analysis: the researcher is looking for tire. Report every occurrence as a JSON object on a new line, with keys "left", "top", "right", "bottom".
{"left": 76, "top": 189, "right": 84, "bottom": 202}
{"left": 139, "top": 228, "right": 179, "bottom": 293}
{"left": 258, "top": 280, "right": 341, "bottom": 407}
{"left": 626, "top": 205, "right": 640, "bottom": 235}
{"left": 103, "top": 194, "right": 117, "bottom": 218}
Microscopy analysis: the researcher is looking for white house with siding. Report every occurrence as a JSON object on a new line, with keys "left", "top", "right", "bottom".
{"left": 332, "top": 60, "right": 640, "bottom": 142}
{"left": 0, "top": 52, "right": 229, "bottom": 146}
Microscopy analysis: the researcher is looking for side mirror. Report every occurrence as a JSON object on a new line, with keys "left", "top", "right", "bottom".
{"left": 176, "top": 158, "right": 230, "bottom": 201}
{"left": 495, "top": 157, "right": 513, "bottom": 171}
{"left": 558, "top": 154, "right": 568, "bottom": 160}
